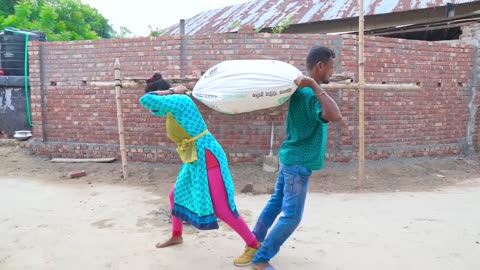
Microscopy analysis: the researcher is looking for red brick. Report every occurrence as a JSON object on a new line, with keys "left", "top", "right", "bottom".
{"left": 68, "top": 171, "right": 86, "bottom": 178}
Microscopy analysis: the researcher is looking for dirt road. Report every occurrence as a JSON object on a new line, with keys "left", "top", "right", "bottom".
{"left": 1, "top": 176, "right": 480, "bottom": 270}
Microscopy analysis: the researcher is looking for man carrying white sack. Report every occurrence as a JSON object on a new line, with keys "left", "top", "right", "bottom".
{"left": 234, "top": 46, "right": 343, "bottom": 270}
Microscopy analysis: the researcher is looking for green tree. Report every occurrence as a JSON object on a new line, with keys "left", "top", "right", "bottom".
{"left": 148, "top": 25, "right": 166, "bottom": 37}
{"left": 0, "top": 0, "right": 19, "bottom": 17}
{"left": 112, "top": 26, "right": 134, "bottom": 38}
{"left": 0, "top": 0, "right": 114, "bottom": 40}
{"left": 271, "top": 14, "right": 293, "bottom": 34}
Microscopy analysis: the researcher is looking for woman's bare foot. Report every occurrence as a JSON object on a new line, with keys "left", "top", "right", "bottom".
{"left": 155, "top": 236, "right": 183, "bottom": 248}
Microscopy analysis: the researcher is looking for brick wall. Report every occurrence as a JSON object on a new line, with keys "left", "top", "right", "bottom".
{"left": 342, "top": 35, "right": 474, "bottom": 158}
{"left": 27, "top": 32, "right": 478, "bottom": 164}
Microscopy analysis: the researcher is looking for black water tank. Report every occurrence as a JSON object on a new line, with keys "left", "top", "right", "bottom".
{"left": 0, "top": 27, "right": 46, "bottom": 76}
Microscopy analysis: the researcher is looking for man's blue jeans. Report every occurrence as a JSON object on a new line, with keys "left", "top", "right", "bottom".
{"left": 252, "top": 163, "right": 312, "bottom": 263}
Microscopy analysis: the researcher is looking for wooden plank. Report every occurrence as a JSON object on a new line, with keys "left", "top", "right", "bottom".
{"left": 50, "top": 158, "right": 116, "bottom": 163}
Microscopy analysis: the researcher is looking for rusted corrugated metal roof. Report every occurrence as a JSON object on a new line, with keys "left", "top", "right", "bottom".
{"left": 165, "top": 0, "right": 475, "bottom": 35}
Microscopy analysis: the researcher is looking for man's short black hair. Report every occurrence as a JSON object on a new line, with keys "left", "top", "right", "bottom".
{"left": 306, "top": 46, "right": 335, "bottom": 71}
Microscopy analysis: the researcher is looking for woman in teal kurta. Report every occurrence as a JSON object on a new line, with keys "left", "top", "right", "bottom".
{"left": 139, "top": 79, "right": 259, "bottom": 263}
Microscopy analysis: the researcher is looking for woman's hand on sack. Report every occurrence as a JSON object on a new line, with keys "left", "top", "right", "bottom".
{"left": 173, "top": 85, "right": 189, "bottom": 94}
{"left": 294, "top": 75, "right": 316, "bottom": 88}
{"left": 152, "top": 85, "right": 189, "bottom": 96}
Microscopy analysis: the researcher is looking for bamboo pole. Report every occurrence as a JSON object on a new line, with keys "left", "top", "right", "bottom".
{"left": 114, "top": 58, "right": 128, "bottom": 179}
{"left": 93, "top": 81, "right": 419, "bottom": 91}
{"left": 322, "top": 83, "right": 419, "bottom": 90}
{"left": 358, "top": 0, "right": 365, "bottom": 187}
{"left": 92, "top": 81, "right": 145, "bottom": 89}
{"left": 122, "top": 73, "right": 355, "bottom": 84}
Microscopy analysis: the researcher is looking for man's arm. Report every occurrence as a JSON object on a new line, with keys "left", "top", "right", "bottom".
{"left": 310, "top": 83, "right": 342, "bottom": 122}
{"left": 295, "top": 77, "right": 343, "bottom": 122}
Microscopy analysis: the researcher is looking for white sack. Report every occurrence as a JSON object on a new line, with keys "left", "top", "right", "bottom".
{"left": 192, "top": 60, "right": 302, "bottom": 114}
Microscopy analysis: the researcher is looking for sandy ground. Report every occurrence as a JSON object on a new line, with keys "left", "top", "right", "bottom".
{"left": 1, "top": 144, "right": 480, "bottom": 269}
{"left": 1, "top": 176, "right": 480, "bottom": 270}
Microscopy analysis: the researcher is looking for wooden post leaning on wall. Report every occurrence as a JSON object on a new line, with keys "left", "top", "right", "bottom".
{"left": 114, "top": 58, "right": 128, "bottom": 179}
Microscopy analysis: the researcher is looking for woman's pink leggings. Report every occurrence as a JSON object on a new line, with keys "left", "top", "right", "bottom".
{"left": 169, "top": 155, "right": 258, "bottom": 248}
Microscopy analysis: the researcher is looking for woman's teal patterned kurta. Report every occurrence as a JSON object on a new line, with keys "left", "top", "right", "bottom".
{"left": 139, "top": 93, "right": 238, "bottom": 230}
